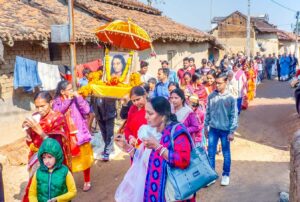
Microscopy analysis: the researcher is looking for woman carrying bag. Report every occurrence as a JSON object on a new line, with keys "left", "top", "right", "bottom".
{"left": 115, "top": 96, "right": 217, "bottom": 201}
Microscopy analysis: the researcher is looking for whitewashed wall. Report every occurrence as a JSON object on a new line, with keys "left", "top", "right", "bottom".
{"left": 279, "top": 41, "right": 300, "bottom": 56}
{"left": 255, "top": 33, "right": 279, "bottom": 55}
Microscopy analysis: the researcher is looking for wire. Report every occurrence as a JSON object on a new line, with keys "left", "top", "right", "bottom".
{"left": 269, "top": 0, "right": 297, "bottom": 13}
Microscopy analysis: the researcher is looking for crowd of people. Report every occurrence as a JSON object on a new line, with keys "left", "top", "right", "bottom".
{"left": 20, "top": 50, "right": 295, "bottom": 201}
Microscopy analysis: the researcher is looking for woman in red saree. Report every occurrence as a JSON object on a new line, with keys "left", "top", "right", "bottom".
{"left": 124, "top": 86, "right": 148, "bottom": 147}
{"left": 22, "top": 91, "right": 71, "bottom": 202}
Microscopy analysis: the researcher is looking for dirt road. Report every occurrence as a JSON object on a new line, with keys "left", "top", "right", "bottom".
{"left": 2, "top": 80, "right": 298, "bottom": 202}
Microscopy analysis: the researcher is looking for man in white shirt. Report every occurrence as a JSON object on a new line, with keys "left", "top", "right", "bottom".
{"left": 138, "top": 61, "right": 152, "bottom": 83}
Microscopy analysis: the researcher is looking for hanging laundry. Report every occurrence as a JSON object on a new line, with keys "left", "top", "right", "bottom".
{"left": 37, "top": 62, "right": 62, "bottom": 90}
{"left": 0, "top": 39, "right": 4, "bottom": 64}
{"left": 58, "top": 65, "right": 72, "bottom": 81}
{"left": 83, "top": 59, "right": 102, "bottom": 71}
{"left": 13, "top": 56, "right": 41, "bottom": 92}
{"left": 76, "top": 59, "right": 102, "bottom": 78}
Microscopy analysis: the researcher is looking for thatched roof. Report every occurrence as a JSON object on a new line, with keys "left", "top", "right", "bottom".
{"left": 0, "top": 0, "right": 216, "bottom": 47}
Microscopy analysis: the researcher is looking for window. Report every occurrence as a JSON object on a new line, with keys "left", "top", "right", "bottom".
{"left": 167, "top": 50, "right": 176, "bottom": 68}
{"left": 49, "top": 43, "right": 62, "bottom": 61}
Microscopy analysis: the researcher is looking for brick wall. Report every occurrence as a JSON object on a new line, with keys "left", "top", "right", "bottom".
{"left": 0, "top": 41, "right": 103, "bottom": 146}
{"left": 0, "top": 41, "right": 103, "bottom": 97}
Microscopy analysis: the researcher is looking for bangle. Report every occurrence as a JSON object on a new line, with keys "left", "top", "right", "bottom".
{"left": 155, "top": 144, "right": 163, "bottom": 151}
{"left": 126, "top": 146, "right": 134, "bottom": 153}
{"left": 159, "top": 147, "right": 167, "bottom": 156}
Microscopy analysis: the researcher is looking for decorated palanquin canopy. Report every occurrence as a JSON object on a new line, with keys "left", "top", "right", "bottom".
{"left": 94, "top": 19, "right": 152, "bottom": 51}
{"left": 78, "top": 20, "right": 153, "bottom": 99}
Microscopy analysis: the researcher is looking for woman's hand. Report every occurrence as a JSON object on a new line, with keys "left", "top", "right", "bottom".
{"left": 143, "top": 136, "right": 160, "bottom": 150}
{"left": 228, "top": 134, "right": 234, "bottom": 141}
{"left": 25, "top": 117, "right": 46, "bottom": 138}
{"left": 128, "top": 136, "right": 137, "bottom": 146}
{"left": 114, "top": 134, "right": 131, "bottom": 151}
{"left": 47, "top": 198, "right": 57, "bottom": 202}
{"left": 121, "top": 96, "right": 130, "bottom": 106}
{"left": 72, "top": 91, "right": 80, "bottom": 97}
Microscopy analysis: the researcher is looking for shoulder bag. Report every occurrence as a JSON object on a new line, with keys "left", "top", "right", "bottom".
{"left": 165, "top": 124, "right": 218, "bottom": 201}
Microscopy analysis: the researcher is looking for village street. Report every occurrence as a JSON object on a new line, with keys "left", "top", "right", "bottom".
{"left": 1, "top": 79, "right": 296, "bottom": 202}
{"left": 73, "top": 80, "right": 297, "bottom": 202}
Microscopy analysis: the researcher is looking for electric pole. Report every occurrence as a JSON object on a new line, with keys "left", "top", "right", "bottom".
{"left": 68, "top": 0, "right": 77, "bottom": 90}
{"left": 246, "top": 0, "right": 251, "bottom": 59}
{"left": 210, "top": 0, "right": 213, "bottom": 29}
{"left": 295, "top": 11, "right": 299, "bottom": 60}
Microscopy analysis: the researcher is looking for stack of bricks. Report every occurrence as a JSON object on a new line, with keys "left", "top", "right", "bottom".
{"left": 0, "top": 41, "right": 104, "bottom": 98}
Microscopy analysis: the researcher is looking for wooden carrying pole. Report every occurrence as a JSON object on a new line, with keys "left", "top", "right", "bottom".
{"left": 68, "top": 0, "right": 77, "bottom": 90}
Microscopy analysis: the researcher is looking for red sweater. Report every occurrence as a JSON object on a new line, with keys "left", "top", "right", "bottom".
{"left": 124, "top": 105, "right": 147, "bottom": 143}
{"left": 177, "top": 67, "right": 196, "bottom": 85}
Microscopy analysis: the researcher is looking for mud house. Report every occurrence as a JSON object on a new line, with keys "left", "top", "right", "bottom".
{"left": 277, "top": 30, "right": 300, "bottom": 55}
{"left": 211, "top": 11, "right": 279, "bottom": 56}
{"left": 0, "top": 0, "right": 220, "bottom": 145}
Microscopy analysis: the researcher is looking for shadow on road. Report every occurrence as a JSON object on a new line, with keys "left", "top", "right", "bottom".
{"left": 255, "top": 80, "right": 294, "bottom": 99}
{"left": 73, "top": 155, "right": 130, "bottom": 202}
{"left": 238, "top": 103, "right": 298, "bottom": 151}
{"left": 200, "top": 160, "right": 289, "bottom": 202}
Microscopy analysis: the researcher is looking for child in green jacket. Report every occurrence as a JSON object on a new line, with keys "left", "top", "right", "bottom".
{"left": 29, "top": 138, "right": 77, "bottom": 202}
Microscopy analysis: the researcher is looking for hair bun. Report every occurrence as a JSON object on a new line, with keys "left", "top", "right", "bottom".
{"left": 170, "top": 113, "right": 178, "bottom": 123}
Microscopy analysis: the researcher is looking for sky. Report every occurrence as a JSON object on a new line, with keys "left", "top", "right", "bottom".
{"left": 140, "top": 0, "right": 300, "bottom": 32}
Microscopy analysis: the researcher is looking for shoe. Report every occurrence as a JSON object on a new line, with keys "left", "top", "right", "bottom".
{"left": 206, "top": 180, "right": 216, "bottom": 187}
{"left": 83, "top": 182, "right": 92, "bottom": 192}
{"left": 101, "top": 153, "right": 109, "bottom": 162}
{"left": 221, "top": 175, "right": 230, "bottom": 186}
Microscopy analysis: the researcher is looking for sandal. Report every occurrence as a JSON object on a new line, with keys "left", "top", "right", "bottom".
{"left": 83, "top": 182, "right": 92, "bottom": 192}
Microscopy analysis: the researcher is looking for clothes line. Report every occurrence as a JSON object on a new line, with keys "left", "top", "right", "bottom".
{"left": 13, "top": 56, "right": 102, "bottom": 92}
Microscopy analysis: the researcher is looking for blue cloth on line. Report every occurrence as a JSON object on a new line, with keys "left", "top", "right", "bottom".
{"left": 13, "top": 56, "right": 41, "bottom": 92}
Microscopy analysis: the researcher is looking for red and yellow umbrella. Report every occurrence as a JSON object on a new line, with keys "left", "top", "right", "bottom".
{"left": 95, "top": 19, "right": 152, "bottom": 51}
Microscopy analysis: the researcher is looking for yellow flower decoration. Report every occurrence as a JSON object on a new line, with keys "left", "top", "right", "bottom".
{"left": 129, "top": 72, "right": 142, "bottom": 86}
{"left": 78, "top": 70, "right": 103, "bottom": 97}
{"left": 119, "top": 51, "right": 134, "bottom": 82}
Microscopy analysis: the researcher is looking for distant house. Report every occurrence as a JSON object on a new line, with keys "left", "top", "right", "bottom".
{"left": 0, "top": 0, "right": 220, "bottom": 145}
{"left": 211, "top": 11, "right": 279, "bottom": 56}
{"left": 277, "top": 30, "right": 299, "bottom": 55}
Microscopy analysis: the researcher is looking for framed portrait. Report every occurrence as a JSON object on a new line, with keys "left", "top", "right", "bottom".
{"left": 105, "top": 51, "right": 132, "bottom": 82}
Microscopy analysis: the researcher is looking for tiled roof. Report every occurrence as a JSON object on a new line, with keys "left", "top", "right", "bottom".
{"left": 75, "top": 0, "right": 214, "bottom": 43}
{"left": 277, "top": 30, "right": 298, "bottom": 41}
{"left": 0, "top": 0, "right": 104, "bottom": 45}
{"left": 95, "top": 0, "right": 162, "bottom": 15}
{"left": 0, "top": 0, "right": 215, "bottom": 46}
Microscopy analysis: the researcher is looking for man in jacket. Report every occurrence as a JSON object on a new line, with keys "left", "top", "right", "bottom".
{"left": 204, "top": 72, "right": 238, "bottom": 186}
{"left": 92, "top": 97, "right": 117, "bottom": 161}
